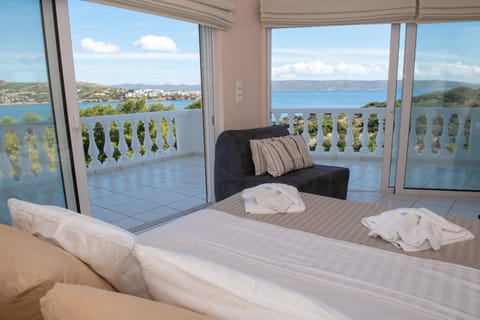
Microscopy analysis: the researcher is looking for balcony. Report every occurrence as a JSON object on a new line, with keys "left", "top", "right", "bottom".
{"left": 272, "top": 107, "right": 480, "bottom": 190}
{"left": 1, "top": 107, "right": 479, "bottom": 229}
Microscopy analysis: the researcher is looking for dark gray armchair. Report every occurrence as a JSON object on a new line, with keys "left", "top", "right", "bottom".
{"left": 214, "top": 125, "right": 350, "bottom": 201}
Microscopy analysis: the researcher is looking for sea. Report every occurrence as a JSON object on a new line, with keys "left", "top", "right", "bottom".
{"left": 0, "top": 89, "right": 433, "bottom": 122}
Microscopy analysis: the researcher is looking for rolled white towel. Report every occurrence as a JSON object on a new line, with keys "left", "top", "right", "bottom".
{"left": 362, "top": 207, "right": 475, "bottom": 252}
{"left": 242, "top": 183, "right": 305, "bottom": 214}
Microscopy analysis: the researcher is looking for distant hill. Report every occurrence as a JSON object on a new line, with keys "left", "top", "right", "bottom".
{"left": 271, "top": 80, "right": 480, "bottom": 91}
{"left": 112, "top": 83, "right": 201, "bottom": 91}
{"left": 0, "top": 81, "right": 200, "bottom": 104}
{"left": 2, "top": 79, "right": 480, "bottom": 105}
{"left": 112, "top": 80, "right": 480, "bottom": 91}
{"left": 272, "top": 80, "right": 386, "bottom": 91}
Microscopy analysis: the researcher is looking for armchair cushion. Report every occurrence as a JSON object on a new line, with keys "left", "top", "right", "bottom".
{"left": 250, "top": 138, "right": 273, "bottom": 175}
{"left": 261, "top": 135, "right": 314, "bottom": 177}
{"left": 261, "top": 139, "right": 296, "bottom": 177}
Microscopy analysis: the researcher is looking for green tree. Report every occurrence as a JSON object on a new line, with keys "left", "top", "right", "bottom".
{"left": 149, "top": 102, "right": 176, "bottom": 112}
{"left": 0, "top": 116, "right": 16, "bottom": 124}
{"left": 79, "top": 104, "right": 117, "bottom": 117}
{"left": 117, "top": 98, "right": 148, "bottom": 113}
{"left": 21, "top": 112, "right": 42, "bottom": 122}
{"left": 184, "top": 100, "right": 202, "bottom": 109}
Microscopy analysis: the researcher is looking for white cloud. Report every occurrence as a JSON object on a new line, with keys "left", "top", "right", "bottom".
{"left": 134, "top": 35, "right": 177, "bottom": 52}
{"left": 273, "top": 47, "right": 389, "bottom": 57}
{"left": 336, "top": 62, "right": 367, "bottom": 76}
{"left": 272, "top": 60, "right": 385, "bottom": 80}
{"left": 415, "top": 62, "right": 480, "bottom": 81}
{"left": 272, "top": 61, "right": 334, "bottom": 80}
{"left": 81, "top": 38, "right": 120, "bottom": 54}
{"left": 272, "top": 47, "right": 390, "bottom": 67}
{"left": 74, "top": 52, "right": 198, "bottom": 61}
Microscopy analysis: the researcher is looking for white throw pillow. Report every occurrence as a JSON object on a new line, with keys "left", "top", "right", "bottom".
{"left": 8, "top": 198, "right": 74, "bottom": 245}
{"left": 7, "top": 198, "right": 151, "bottom": 299}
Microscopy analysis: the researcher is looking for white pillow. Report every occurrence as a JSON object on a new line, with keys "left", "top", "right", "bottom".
{"left": 7, "top": 198, "right": 151, "bottom": 299}
{"left": 8, "top": 198, "right": 74, "bottom": 245}
{"left": 134, "top": 243, "right": 336, "bottom": 320}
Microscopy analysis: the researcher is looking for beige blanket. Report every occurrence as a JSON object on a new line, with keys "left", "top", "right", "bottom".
{"left": 210, "top": 192, "right": 480, "bottom": 270}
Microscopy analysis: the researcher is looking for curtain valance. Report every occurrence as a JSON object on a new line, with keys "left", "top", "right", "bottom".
{"left": 260, "top": 0, "right": 417, "bottom": 28}
{"left": 417, "top": 0, "right": 480, "bottom": 23}
{"left": 85, "top": 0, "right": 234, "bottom": 30}
{"left": 260, "top": 0, "right": 480, "bottom": 28}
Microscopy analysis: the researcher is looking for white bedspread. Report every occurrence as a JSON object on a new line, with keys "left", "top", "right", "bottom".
{"left": 137, "top": 209, "right": 480, "bottom": 320}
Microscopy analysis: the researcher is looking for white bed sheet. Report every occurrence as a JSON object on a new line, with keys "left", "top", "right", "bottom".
{"left": 137, "top": 209, "right": 480, "bottom": 320}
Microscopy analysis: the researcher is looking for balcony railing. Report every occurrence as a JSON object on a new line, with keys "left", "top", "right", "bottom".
{"left": 1, "top": 107, "right": 478, "bottom": 185}
{"left": 81, "top": 109, "right": 203, "bottom": 173}
{"left": 272, "top": 107, "right": 480, "bottom": 161}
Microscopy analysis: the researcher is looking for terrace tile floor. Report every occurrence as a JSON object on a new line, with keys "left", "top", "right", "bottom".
{"left": 88, "top": 155, "right": 480, "bottom": 231}
{"left": 88, "top": 155, "right": 207, "bottom": 231}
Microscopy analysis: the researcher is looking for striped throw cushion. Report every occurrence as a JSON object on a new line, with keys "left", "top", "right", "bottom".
{"left": 261, "top": 135, "right": 313, "bottom": 177}
{"left": 286, "top": 135, "right": 314, "bottom": 169}
{"left": 250, "top": 138, "right": 273, "bottom": 176}
{"left": 261, "top": 140, "right": 295, "bottom": 177}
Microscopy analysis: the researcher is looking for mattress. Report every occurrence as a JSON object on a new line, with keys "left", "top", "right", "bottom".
{"left": 137, "top": 208, "right": 480, "bottom": 320}
{"left": 209, "top": 192, "right": 480, "bottom": 270}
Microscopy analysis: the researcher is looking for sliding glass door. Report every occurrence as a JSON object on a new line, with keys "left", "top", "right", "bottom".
{"left": 0, "top": 0, "right": 78, "bottom": 224}
{"left": 268, "top": 21, "right": 480, "bottom": 196}
{"left": 67, "top": 0, "right": 208, "bottom": 231}
{"left": 395, "top": 22, "right": 480, "bottom": 193}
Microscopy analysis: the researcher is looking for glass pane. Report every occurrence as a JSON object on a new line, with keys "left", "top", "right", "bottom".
{"left": 68, "top": 0, "right": 205, "bottom": 231}
{"left": 271, "top": 25, "right": 390, "bottom": 191}
{"left": 404, "top": 22, "right": 480, "bottom": 191}
{"left": 0, "top": 0, "right": 66, "bottom": 224}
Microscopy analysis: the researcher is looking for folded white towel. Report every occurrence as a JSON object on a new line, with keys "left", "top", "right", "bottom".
{"left": 241, "top": 183, "right": 305, "bottom": 214}
{"left": 361, "top": 207, "right": 475, "bottom": 252}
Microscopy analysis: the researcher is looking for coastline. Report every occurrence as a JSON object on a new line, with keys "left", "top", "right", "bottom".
{"left": 0, "top": 97, "right": 199, "bottom": 107}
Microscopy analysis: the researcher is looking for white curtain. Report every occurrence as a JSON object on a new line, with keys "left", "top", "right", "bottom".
{"left": 417, "top": 0, "right": 480, "bottom": 23}
{"left": 260, "top": 0, "right": 416, "bottom": 28}
{"left": 85, "top": 0, "right": 234, "bottom": 30}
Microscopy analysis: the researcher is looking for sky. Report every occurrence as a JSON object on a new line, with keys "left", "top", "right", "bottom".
{"left": 67, "top": 0, "right": 200, "bottom": 85}
{"left": 1, "top": 1, "right": 480, "bottom": 85}
{"left": 272, "top": 23, "right": 480, "bottom": 84}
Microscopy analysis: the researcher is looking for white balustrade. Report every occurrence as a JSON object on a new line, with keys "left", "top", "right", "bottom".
{"left": 1, "top": 107, "right": 477, "bottom": 182}
{"left": 272, "top": 107, "right": 480, "bottom": 161}
{"left": 0, "top": 121, "right": 61, "bottom": 187}
{"left": 79, "top": 109, "right": 203, "bottom": 173}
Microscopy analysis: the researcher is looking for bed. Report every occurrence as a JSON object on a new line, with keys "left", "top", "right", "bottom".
{"left": 137, "top": 193, "right": 480, "bottom": 320}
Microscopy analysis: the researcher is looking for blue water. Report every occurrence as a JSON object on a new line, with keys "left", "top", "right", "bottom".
{"left": 0, "top": 100, "right": 198, "bottom": 121}
{"left": 271, "top": 89, "right": 433, "bottom": 109}
{"left": 272, "top": 90, "right": 388, "bottom": 109}
{"left": 0, "top": 90, "right": 434, "bottom": 121}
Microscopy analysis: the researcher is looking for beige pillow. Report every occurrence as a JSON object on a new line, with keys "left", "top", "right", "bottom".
{"left": 261, "top": 135, "right": 313, "bottom": 177}
{"left": 250, "top": 138, "right": 273, "bottom": 175}
{"left": 40, "top": 283, "right": 214, "bottom": 320}
{"left": 0, "top": 225, "right": 114, "bottom": 320}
